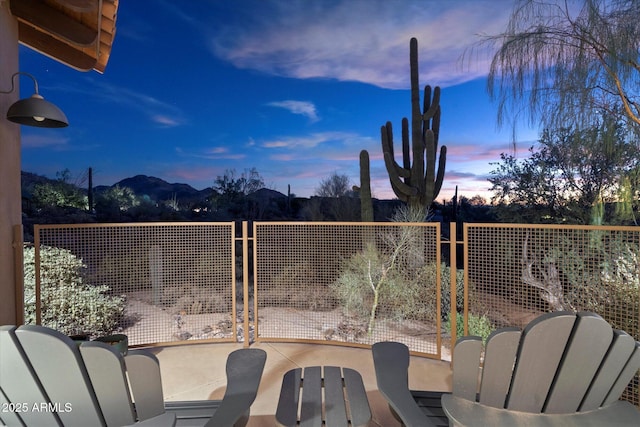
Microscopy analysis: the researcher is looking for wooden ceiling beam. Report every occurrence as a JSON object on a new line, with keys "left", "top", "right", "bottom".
{"left": 11, "top": 0, "right": 98, "bottom": 47}
{"left": 51, "top": 0, "right": 99, "bottom": 13}
{"left": 18, "top": 23, "right": 97, "bottom": 72}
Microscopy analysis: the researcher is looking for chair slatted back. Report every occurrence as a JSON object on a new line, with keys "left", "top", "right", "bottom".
{"left": 507, "top": 312, "right": 576, "bottom": 412}
{"left": 14, "top": 325, "right": 106, "bottom": 426}
{"left": 478, "top": 327, "right": 520, "bottom": 408}
{"left": 543, "top": 313, "right": 613, "bottom": 413}
{"left": 80, "top": 341, "right": 137, "bottom": 426}
{"left": 579, "top": 329, "right": 637, "bottom": 410}
{"left": 0, "top": 325, "right": 61, "bottom": 426}
{"left": 451, "top": 337, "right": 482, "bottom": 401}
{"left": 124, "top": 350, "right": 166, "bottom": 421}
{"left": 452, "top": 311, "right": 640, "bottom": 414}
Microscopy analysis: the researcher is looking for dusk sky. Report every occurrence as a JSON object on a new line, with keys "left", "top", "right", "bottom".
{"left": 18, "top": 0, "right": 538, "bottom": 201}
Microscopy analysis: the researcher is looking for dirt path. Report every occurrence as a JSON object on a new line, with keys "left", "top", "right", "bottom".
{"left": 122, "top": 297, "right": 450, "bottom": 359}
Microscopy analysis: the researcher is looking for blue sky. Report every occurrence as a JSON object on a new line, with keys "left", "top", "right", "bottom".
{"left": 18, "top": 0, "right": 538, "bottom": 201}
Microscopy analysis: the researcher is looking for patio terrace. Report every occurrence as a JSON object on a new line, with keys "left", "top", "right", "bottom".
{"left": 154, "top": 341, "right": 451, "bottom": 426}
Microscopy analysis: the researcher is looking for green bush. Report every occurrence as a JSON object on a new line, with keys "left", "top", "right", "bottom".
{"left": 444, "top": 312, "right": 494, "bottom": 343}
{"left": 23, "top": 244, "right": 126, "bottom": 337}
{"left": 440, "top": 263, "right": 465, "bottom": 321}
{"left": 548, "top": 236, "right": 639, "bottom": 337}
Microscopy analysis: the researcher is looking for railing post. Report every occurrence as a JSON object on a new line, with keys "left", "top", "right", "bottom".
{"left": 450, "top": 222, "right": 457, "bottom": 355}
{"left": 13, "top": 224, "right": 24, "bottom": 325}
{"left": 242, "top": 221, "right": 251, "bottom": 347}
{"left": 34, "top": 225, "right": 41, "bottom": 325}
{"left": 462, "top": 223, "right": 469, "bottom": 337}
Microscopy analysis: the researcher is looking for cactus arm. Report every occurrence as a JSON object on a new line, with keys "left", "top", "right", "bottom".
{"left": 381, "top": 122, "right": 394, "bottom": 159}
{"left": 424, "top": 129, "right": 436, "bottom": 204}
{"left": 423, "top": 85, "right": 440, "bottom": 122}
{"left": 401, "top": 118, "right": 410, "bottom": 173}
{"left": 383, "top": 152, "right": 418, "bottom": 201}
{"left": 432, "top": 107, "right": 441, "bottom": 154}
{"left": 382, "top": 123, "right": 411, "bottom": 179}
{"left": 432, "top": 146, "right": 447, "bottom": 202}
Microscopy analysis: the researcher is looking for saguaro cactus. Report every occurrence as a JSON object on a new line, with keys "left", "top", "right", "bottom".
{"left": 353, "top": 149, "right": 374, "bottom": 222}
{"left": 381, "top": 37, "right": 446, "bottom": 211}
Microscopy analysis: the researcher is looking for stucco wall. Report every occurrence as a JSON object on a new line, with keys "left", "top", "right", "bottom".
{"left": 0, "top": 0, "right": 21, "bottom": 325}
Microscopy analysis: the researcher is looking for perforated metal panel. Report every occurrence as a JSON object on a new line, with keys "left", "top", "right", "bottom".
{"left": 27, "top": 221, "right": 639, "bottom": 406}
{"left": 464, "top": 224, "right": 640, "bottom": 406}
{"left": 32, "top": 223, "right": 236, "bottom": 346}
{"left": 253, "top": 222, "right": 442, "bottom": 358}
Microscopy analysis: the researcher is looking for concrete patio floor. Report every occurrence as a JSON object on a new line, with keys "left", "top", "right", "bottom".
{"left": 150, "top": 341, "right": 453, "bottom": 426}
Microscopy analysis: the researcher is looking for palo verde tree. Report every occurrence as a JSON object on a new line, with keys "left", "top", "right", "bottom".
{"left": 211, "top": 167, "right": 265, "bottom": 219}
{"left": 381, "top": 38, "right": 446, "bottom": 216}
{"left": 213, "top": 167, "right": 265, "bottom": 200}
{"left": 483, "top": 0, "right": 640, "bottom": 135}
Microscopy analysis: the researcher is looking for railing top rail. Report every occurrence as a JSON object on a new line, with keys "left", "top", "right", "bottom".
{"left": 33, "top": 221, "right": 236, "bottom": 230}
{"left": 463, "top": 223, "right": 640, "bottom": 232}
{"left": 253, "top": 221, "right": 440, "bottom": 227}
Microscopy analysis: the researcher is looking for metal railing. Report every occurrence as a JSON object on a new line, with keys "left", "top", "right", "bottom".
{"left": 28, "top": 221, "right": 639, "bottom": 404}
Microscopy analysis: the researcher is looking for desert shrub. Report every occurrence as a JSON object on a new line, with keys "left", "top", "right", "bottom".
{"left": 440, "top": 264, "right": 465, "bottom": 321}
{"left": 444, "top": 312, "right": 494, "bottom": 343}
{"left": 160, "top": 284, "right": 231, "bottom": 314}
{"left": 332, "top": 245, "right": 451, "bottom": 327}
{"left": 550, "top": 236, "right": 639, "bottom": 336}
{"left": 260, "top": 261, "right": 337, "bottom": 311}
{"left": 331, "top": 245, "right": 392, "bottom": 318}
{"left": 23, "top": 244, "right": 126, "bottom": 337}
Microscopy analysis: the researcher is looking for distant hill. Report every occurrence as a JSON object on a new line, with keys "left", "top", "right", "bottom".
{"left": 95, "top": 175, "right": 212, "bottom": 204}
{"left": 22, "top": 172, "right": 290, "bottom": 206}
{"left": 247, "top": 187, "right": 287, "bottom": 202}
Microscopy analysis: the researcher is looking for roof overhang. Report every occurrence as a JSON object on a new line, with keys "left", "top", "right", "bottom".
{"left": 11, "top": 0, "right": 118, "bottom": 73}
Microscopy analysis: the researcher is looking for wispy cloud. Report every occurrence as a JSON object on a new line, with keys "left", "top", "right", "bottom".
{"left": 209, "top": 0, "right": 510, "bottom": 89}
{"left": 260, "top": 131, "right": 375, "bottom": 155}
{"left": 21, "top": 134, "right": 70, "bottom": 150}
{"left": 152, "top": 115, "right": 182, "bottom": 127}
{"left": 267, "top": 100, "right": 319, "bottom": 122}
{"left": 53, "top": 79, "right": 187, "bottom": 128}
{"left": 177, "top": 145, "right": 246, "bottom": 160}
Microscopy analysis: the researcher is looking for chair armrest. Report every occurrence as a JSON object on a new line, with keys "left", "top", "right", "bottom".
{"left": 126, "top": 412, "right": 176, "bottom": 427}
{"left": 372, "top": 342, "right": 436, "bottom": 427}
{"left": 204, "top": 348, "right": 266, "bottom": 427}
{"left": 124, "top": 349, "right": 165, "bottom": 421}
{"left": 442, "top": 395, "right": 640, "bottom": 427}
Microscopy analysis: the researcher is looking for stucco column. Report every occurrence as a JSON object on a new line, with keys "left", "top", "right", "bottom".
{"left": 0, "top": 1, "right": 21, "bottom": 325}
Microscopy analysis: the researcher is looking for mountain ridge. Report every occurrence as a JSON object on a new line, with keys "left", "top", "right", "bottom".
{"left": 22, "top": 171, "right": 288, "bottom": 203}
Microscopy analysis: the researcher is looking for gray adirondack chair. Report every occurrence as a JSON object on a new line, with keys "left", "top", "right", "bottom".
{"left": 0, "top": 324, "right": 266, "bottom": 427}
{"left": 373, "top": 311, "right": 640, "bottom": 427}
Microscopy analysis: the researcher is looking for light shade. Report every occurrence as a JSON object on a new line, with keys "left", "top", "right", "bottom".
{"left": 7, "top": 94, "right": 69, "bottom": 128}
{"left": 2, "top": 72, "right": 69, "bottom": 128}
